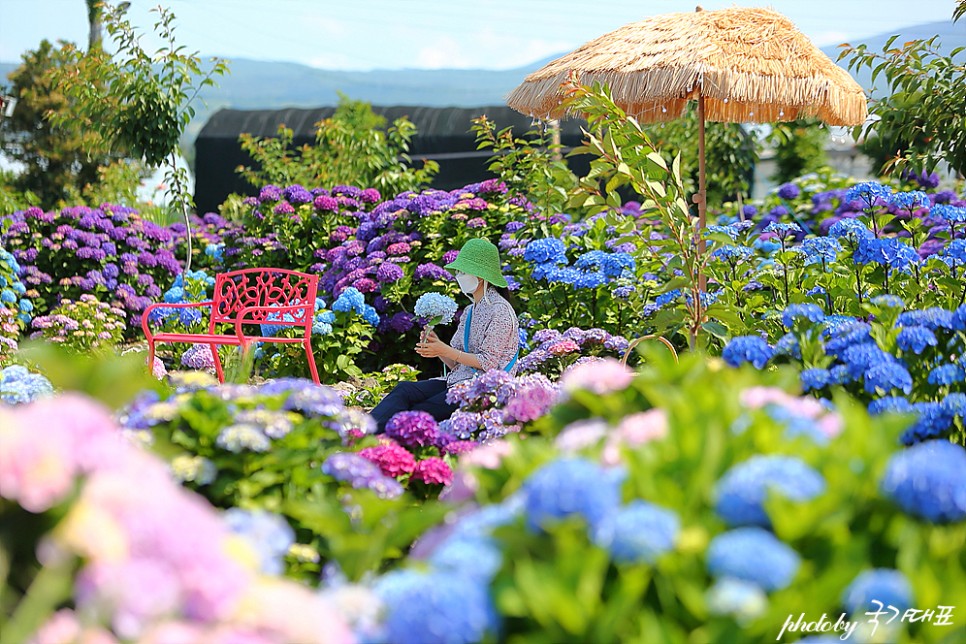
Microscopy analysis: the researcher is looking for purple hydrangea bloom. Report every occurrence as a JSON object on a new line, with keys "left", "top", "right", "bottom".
{"left": 375, "top": 262, "right": 404, "bottom": 284}
{"left": 386, "top": 410, "right": 440, "bottom": 448}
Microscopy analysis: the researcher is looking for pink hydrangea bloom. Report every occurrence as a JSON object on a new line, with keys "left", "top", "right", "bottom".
{"left": 555, "top": 418, "right": 608, "bottom": 452}
{"left": 359, "top": 441, "right": 417, "bottom": 478}
{"left": 602, "top": 409, "right": 669, "bottom": 465}
{"left": 560, "top": 357, "right": 634, "bottom": 396}
{"left": 459, "top": 439, "right": 513, "bottom": 469}
{"left": 411, "top": 457, "right": 454, "bottom": 486}
{"left": 151, "top": 356, "right": 167, "bottom": 380}
{"left": 547, "top": 339, "right": 580, "bottom": 356}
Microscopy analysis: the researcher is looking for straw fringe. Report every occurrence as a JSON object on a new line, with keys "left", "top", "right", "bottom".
{"left": 506, "top": 7, "right": 868, "bottom": 126}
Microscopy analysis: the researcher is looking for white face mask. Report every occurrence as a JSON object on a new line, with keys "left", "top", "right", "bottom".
{"left": 456, "top": 273, "right": 480, "bottom": 296}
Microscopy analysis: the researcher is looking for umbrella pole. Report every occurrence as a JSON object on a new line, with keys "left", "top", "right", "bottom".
{"left": 697, "top": 94, "right": 707, "bottom": 289}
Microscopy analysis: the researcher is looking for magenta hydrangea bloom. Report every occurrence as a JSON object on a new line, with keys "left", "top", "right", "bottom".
{"left": 386, "top": 411, "right": 440, "bottom": 448}
{"left": 359, "top": 441, "right": 417, "bottom": 478}
{"left": 314, "top": 195, "right": 339, "bottom": 212}
{"left": 411, "top": 457, "right": 454, "bottom": 485}
{"left": 273, "top": 201, "right": 295, "bottom": 216}
{"left": 442, "top": 440, "right": 479, "bottom": 456}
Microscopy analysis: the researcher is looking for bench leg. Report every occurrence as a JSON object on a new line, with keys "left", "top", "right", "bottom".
{"left": 147, "top": 341, "right": 157, "bottom": 376}
{"left": 210, "top": 344, "right": 225, "bottom": 383}
{"left": 304, "top": 339, "right": 321, "bottom": 386}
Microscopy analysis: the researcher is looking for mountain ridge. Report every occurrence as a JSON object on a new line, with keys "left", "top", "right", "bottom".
{"left": 1, "top": 19, "right": 961, "bottom": 141}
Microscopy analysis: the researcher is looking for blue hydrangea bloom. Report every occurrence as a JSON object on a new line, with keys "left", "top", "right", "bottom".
{"left": 772, "top": 333, "right": 802, "bottom": 359}
{"left": 574, "top": 250, "right": 608, "bottom": 269}
{"left": 931, "top": 204, "right": 966, "bottom": 223}
{"left": 940, "top": 239, "right": 966, "bottom": 268}
{"left": 879, "top": 238, "right": 920, "bottom": 272}
{"left": 0, "top": 289, "right": 15, "bottom": 304}
{"left": 800, "top": 368, "right": 831, "bottom": 392}
{"left": 204, "top": 243, "right": 225, "bottom": 262}
{"left": 722, "top": 336, "right": 773, "bottom": 369}
{"left": 763, "top": 222, "right": 802, "bottom": 237}
{"left": 868, "top": 396, "right": 915, "bottom": 416}
{"left": 428, "top": 536, "right": 503, "bottom": 586}
{"left": 782, "top": 303, "right": 825, "bottom": 330}
{"left": 592, "top": 501, "right": 680, "bottom": 564}
{"left": 375, "top": 569, "right": 497, "bottom": 644}
{"left": 706, "top": 527, "right": 801, "bottom": 591}
{"left": 897, "top": 308, "right": 954, "bottom": 331}
{"left": 178, "top": 308, "right": 202, "bottom": 327}
{"left": 545, "top": 266, "right": 581, "bottom": 285}
{"left": 823, "top": 322, "right": 872, "bottom": 354}
{"left": 706, "top": 577, "right": 768, "bottom": 623}
{"left": 844, "top": 181, "right": 892, "bottom": 208}
{"left": 842, "top": 569, "right": 913, "bottom": 614}
{"left": 828, "top": 219, "right": 873, "bottom": 243}
{"left": 0, "top": 366, "right": 55, "bottom": 404}
{"left": 881, "top": 440, "right": 966, "bottom": 522}
{"left": 943, "top": 393, "right": 966, "bottom": 417}
{"left": 414, "top": 292, "right": 458, "bottom": 326}
{"left": 655, "top": 289, "right": 682, "bottom": 307}
{"left": 575, "top": 270, "right": 608, "bottom": 289}
{"left": 224, "top": 508, "right": 295, "bottom": 575}
{"left": 890, "top": 190, "right": 929, "bottom": 211}
{"left": 714, "top": 455, "right": 826, "bottom": 527}
{"left": 870, "top": 294, "right": 905, "bottom": 310}
{"left": 896, "top": 325, "right": 938, "bottom": 354}
{"left": 928, "top": 363, "right": 966, "bottom": 386}
{"left": 601, "top": 252, "right": 635, "bottom": 278}
{"left": 839, "top": 344, "right": 892, "bottom": 380}
{"left": 864, "top": 361, "right": 913, "bottom": 395}
{"left": 333, "top": 286, "right": 365, "bottom": 313}
{"left": 801, "top": 237, "right": 841, "bottom": 266}
{"left": 900, "top": 402, "right": 956, "bottom": 445}
{"left": 522, "top": 458, "right": 624, "bottom": 532}
{"left": 712, "top": 245, "right": 755, "bottom": 264}
{"left": 523, "top": 238, "right": 567, "bottom": 265}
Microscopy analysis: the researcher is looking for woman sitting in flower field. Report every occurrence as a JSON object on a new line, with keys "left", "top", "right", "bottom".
{"left": 371, "top": 238, "right": 519, "bottom": 432}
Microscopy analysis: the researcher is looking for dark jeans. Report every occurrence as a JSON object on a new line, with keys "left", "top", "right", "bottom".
{"left": 370, "top": 378, "right": 458, "bottom": 433}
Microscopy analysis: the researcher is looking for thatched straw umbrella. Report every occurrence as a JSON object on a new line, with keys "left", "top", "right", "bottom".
{"left": 507, "top": 5, "right": 868, "bottom": 242}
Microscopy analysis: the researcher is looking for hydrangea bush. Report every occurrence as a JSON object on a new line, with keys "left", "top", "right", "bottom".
{"left": 29, "top": 294, "right": 127, "bottom": 354}
{"left": 117, "top": 374, "right": 445, "bottom": 582}
{"left": 358, "top": 347, "right": 965, "bottom": 643}
{"left": 724, "top": 298, "right": 966, "bottom": 446}
{"left": 0, "top": 394, "right": 354, "bottom": 643}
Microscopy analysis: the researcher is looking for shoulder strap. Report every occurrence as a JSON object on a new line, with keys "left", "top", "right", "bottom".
{"left": 463, "top": 305, "right": 473, "bottom": 353}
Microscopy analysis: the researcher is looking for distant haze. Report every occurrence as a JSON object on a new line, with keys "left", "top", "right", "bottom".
{"left": 1, "top": 19, "right": 962, "bottom": 146}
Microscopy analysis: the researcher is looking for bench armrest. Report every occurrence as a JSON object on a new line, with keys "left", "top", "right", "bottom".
{"left": 234, "top": 304, "right": 314, "bottom": 341}
{"left": 141, "top": 301, "right": 215, "bottom": 339}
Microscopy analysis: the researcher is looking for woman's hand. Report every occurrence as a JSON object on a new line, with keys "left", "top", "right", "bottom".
{"left": 416, "top": 330, "right": 455, "bottom": 361}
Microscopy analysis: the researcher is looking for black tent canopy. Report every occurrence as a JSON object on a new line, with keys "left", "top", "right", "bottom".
{"left": 193, "top": 105, "right": 588, "bottom": 214}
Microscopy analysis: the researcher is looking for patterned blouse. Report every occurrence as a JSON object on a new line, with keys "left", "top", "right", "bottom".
{"left": 447, "top": 290, "right": 519, "bottom": 387}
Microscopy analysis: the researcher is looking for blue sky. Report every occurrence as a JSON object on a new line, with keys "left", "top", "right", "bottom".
{"left": 0, "top": 0, "right": 961, "bottom": 71}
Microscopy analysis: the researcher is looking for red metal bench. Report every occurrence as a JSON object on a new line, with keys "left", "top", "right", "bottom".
{"left": 142, "top": 268, "right": 321, "bottom": 385}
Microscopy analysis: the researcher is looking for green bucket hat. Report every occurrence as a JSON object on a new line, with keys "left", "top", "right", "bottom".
{"left": 444, "top": 238, "right": 508, "bottom": 288}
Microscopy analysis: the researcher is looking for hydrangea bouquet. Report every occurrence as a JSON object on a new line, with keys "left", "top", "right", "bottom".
{"left": 414, "top": 292, "right": 458, "bottom": 341}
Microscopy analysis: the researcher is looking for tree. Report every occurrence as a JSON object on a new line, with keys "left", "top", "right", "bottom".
{"left": 49, "top": 1, "right": 227, "bottom": 270}
{"left": 0, "top": 40, "right": 116, "bottom": 207}
{"left": 86, "top": 0, "right": 103, "bottom": 51}
{"left": 237, "top": 94, "right": 437, "bottom": 195}
{"left": 644, "top": 110, "right": 759, "bottom": 208}
{"left": 767, "top": 119, "right": 829, "bottom": 184}
{"left": 842, "top": 7, "right": 966, "bottom": 178}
